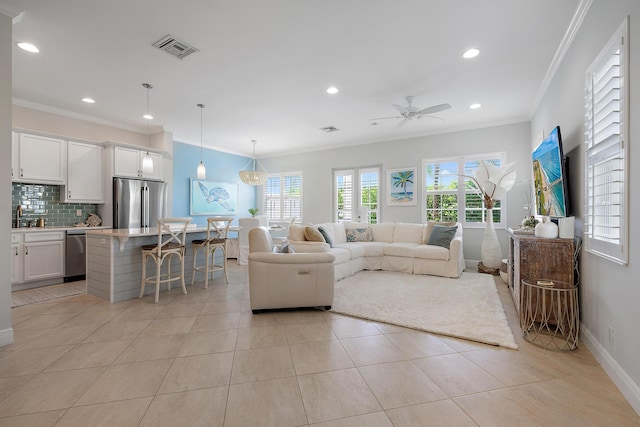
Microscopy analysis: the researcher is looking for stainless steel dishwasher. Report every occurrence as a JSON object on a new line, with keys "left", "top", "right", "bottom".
{"left": 65, "top": 230, "right": 86, "bottom": 281}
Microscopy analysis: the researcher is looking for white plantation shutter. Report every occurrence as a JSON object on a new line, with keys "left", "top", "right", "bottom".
{"left": 583, "top": 19, "right": 628, "bottom": 265}
{"left": 334, "top": 170, "right": 354, "bottom": 222}
{"left": 263, "top": 172, "right": 302, "bottom": 223}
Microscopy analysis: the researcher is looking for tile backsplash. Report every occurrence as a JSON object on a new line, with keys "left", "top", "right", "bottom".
{"left": 12, "top": 183, "right": 99, "bottom": 228}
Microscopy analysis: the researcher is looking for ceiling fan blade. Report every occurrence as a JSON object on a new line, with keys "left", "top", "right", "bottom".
{"left": 392, "top": 104, "right": 408, "bottom": 115}
{"left": 370, "top": 115, "right": 403, "bottom": 120}
{"left": 417, "top": 103, "right": 451, "bottom": 115}
{"left": 395, "top": 118, "right": 409, "bottom": 129}
{"left": 419, "top": 115, "right": 445, "bottom": 123}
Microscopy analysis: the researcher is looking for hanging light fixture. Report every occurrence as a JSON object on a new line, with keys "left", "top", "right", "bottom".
{"left": 239, "top": 139, "right": 268, "bottom": 185}
{"left": 196, "top": 103, "right": 206, "bottom": 179}
{"left": 141, "top": 83, "right": 154, "bottom": 174}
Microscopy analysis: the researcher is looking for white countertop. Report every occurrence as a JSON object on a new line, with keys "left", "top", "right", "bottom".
{"left": 12, "top": 226, "right": 111, "bottom": 233}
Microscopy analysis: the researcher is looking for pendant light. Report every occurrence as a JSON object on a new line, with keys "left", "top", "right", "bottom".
{"left": 196, "top": 103, "right": 206, "bottom": 179}
{"left": 239, "top": 139, "right": 268, "bottom": 185}
{"left": 141, "top": 83, "right": 154, "bottom": 174}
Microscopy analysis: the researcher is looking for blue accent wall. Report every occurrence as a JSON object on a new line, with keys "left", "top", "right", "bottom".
{"left": 172, "top": 141, "right": 256, "bottom": 226}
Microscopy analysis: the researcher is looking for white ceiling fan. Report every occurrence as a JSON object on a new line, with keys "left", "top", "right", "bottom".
{"left": 371, "top": 96, "right": 451, "bottom": 128}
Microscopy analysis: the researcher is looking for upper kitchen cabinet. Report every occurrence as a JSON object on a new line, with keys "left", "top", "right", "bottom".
{"left": 11, "top": 131, "right": 19, "bottom": 180}
{"left": 63, "top": 140, "right": 104, "bottom": 203}
{"left": 14, "top": 133, "right": 67, "bottom": 184}
{"left": 113, "top": 145, "right": 164, "bottom": 181}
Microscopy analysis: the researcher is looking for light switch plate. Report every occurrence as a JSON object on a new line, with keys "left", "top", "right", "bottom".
{"left": 76, "top": 209, "right": 82, "bottom": 216}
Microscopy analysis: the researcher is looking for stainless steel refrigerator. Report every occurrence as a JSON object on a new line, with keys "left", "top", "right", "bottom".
{"left": 113, "top": 177, "right": 167, "bottom": 229}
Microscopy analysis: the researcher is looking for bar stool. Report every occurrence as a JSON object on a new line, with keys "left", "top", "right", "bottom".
{"left": 140, "top": 217, "right": 192, "bottom": 303}
{"left": 191, "top": 216, "right": 234, "bottom": 288}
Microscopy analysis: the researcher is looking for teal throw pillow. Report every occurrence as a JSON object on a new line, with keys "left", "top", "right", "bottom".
{"left": 317, "top": 226, "right": 334, "bottom": 248}
{"left": 427, "top": 225, "right": 458, "bottom": 249}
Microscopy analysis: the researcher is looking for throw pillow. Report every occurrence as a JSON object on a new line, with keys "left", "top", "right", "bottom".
{"left": 278, "top": 242, "right": 296, "bottom": 253}
{"left": 346, "top": 226, "right": 373, "bottom": 242}
{"left": 304, "top": 226, "right": 326, "bottom": 242}
{"left": 317, "top": 226, "right": 334, "bottom": 247}
{"left": 427, "top": 225, "right": 458, "bottom": 249}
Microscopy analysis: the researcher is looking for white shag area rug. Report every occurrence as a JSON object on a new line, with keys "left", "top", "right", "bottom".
{"left": 12, "top": 281, "right": 86, "bottom": 307}
{"left": 332, "top": 271, "right": 518, "bottom": 349}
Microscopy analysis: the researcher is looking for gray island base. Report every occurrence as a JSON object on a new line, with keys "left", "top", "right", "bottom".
{"left": 86, "top": 227, "right": 226, "bottom": 303}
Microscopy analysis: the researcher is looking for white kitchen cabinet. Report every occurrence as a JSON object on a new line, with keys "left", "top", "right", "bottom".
{"left": 64, "top": 141, "right": 104, "bottom": 203}
{"left": 12, "top": 231, "right": 65, "bottom": 286}
{"left": 114, "top": 146, "right": 163, "bottom": 181}
{"left": 11, "top": 234, "right": 23, "bottom": 285}
{"left": 16, "top": 133, "right": 67, "bottom": 184}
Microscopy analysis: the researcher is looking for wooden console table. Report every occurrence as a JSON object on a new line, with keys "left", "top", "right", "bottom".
{"left": 507, "top": 230, "right": 576, "bottom": 315}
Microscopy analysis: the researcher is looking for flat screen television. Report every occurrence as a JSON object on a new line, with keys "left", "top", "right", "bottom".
{"left": 532, "top": 126, "right": 569, "bottom": 217}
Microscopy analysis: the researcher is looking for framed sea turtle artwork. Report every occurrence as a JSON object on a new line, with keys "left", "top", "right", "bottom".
{"left": 190, "top": 179, "right": 239, "bottom": 215}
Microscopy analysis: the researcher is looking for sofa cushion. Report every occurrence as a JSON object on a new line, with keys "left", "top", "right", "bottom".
{"left": 304, "top": 226, "right": 326, "bottom": 242}
{"left": 383, "top": 242, "right": 420, "bottom": 257}
{"left": 329, "top": 247, "right": 351, "bottom": 264}
{"left": 427, "top": 225, "right": 458, "bottom": 249}
{"left": 289, "top": 224, "right": 306, "bottom": 241}
{"left": 393, "top": 222, "right": 424, "bottom": 244}
{"left": 412, "top": 244, "right": 450, "bottom": 261}
{"left": 333, "top": 242, "right": 365, "bottom": 259}
{"left": 424, "top": 221, "right": 456, "bottom": 243}
{"left": 360, "top": 241, "right": 386, "bottom": 257}
{"left": 331, "top": 223, "right": 347, "bottom": 244}
{"left": 369, "top": 223, "right": 394, "bottom": 242}
{"left": 346, "top": 226, "right": 373, "bottom": 242}
{"left": 317, "top": 225, "right": 334, "bottom": 247}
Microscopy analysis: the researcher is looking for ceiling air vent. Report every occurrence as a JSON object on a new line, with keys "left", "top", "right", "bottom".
{"left": 320, "top": 126, "right": 339, "bottom": 133}
{"left": 152, "top": 34, "right": 199, "bottom": 60}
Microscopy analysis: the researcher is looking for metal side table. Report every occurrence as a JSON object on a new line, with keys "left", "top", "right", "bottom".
{"left": 520, "top": 278, "right": 579, "bottom": 351}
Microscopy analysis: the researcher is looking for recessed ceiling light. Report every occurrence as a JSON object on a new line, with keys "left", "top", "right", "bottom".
{"left": 463, "top": 48, "right": 479, "bottom": 59}
{"left": 17, "top": 42, "right": 39, "bottom": 53}
{"left": 143, "top": 113, "right": 153, "bottom": 120}
{"left": 326, "top": 87, "right": 339, "bottom": 95}
{"left": 81, "top": 97, "right": 95, "bottom": 104}
{"left": 470, "top": 103, "right": 482, "bottom": 109}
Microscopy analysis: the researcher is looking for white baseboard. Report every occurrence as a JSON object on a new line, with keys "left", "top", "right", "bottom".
{"left": 0, "top": 328, "right": 14, "bottom": 347}
{"left": 581, "top": 323, "right": 640, "bottom": 416}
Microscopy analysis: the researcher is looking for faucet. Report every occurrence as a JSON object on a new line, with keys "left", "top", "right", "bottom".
{"left": 15, "top": 206, "right": 22, "bottom": 228}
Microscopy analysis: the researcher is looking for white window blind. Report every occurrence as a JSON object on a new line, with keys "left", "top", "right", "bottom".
{"left": 584, "top": 18, "right": 628, "bottom": 265}
{"left": 423, "top": 153, "right": 506, "bottom": 227}
{"left": 263, "top": 172, "right": 302, "bottom": 223}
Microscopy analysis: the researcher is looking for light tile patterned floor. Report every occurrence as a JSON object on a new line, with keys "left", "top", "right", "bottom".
{"left": 1, "top": 264, "right": 639, "bottom": 426}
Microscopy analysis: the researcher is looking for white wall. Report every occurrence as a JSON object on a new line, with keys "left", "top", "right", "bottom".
{"left": 260, "top": 121, "right": 532, "bottom": 263}
{"left": 0, "top": 12, "right": 14, "bottom": 345}
{"left": 531, "top": 0, "right": 640, "bottom": 414}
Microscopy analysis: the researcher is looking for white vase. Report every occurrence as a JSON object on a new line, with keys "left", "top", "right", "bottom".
{"left": 534, "top": 216, "right": 559, "bottom": 238}
{"left": 481, "top": 208, "right": 502, "bottom": 269}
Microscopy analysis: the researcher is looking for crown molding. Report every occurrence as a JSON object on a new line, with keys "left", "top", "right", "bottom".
{"left": 13, "top": 98, "right": 148, "bottom": 133}
{"left": 529, "top": 0, "right": 594, "bottom": 117}
{"left": 0, "top": 2, "right": 23, "bottom": 20}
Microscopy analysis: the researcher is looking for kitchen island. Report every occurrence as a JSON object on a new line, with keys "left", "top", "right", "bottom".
{"left": 86, "top": 226, "right": 236, "bottom": 302}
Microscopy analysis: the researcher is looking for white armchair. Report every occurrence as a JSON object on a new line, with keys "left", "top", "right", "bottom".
{"left": 248, "top": 227, "right": 336, "bottom": 313}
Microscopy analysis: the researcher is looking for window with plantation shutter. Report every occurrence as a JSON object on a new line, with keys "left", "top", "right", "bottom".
{"left": 423, "top": 153, "right": 507, "bottom": 227}
{"left": 263, "top": 172, "right": 302, "bottom": 223}
{"left": 334, "top": 167, "right": 380, "bottom": 223}
{"left": 583, "top": 18, "right": 628, "bottom": 265}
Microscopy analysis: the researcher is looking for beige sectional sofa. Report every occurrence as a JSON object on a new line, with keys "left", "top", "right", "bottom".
{"left": 287, "top": 221, "right": 464, "bottom": 280}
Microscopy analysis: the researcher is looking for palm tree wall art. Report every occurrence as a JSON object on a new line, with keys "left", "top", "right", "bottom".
{"left": 387, "top": 167, "right": 417, "bottom": 206}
